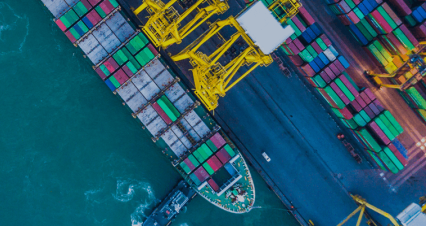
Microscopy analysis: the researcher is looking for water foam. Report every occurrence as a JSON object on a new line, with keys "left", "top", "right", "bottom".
{"left": 0, "top": 2, "right": 29, "bottom": 55}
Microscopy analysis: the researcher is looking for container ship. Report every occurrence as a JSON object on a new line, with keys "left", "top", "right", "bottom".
{"left": 40, "top": 0, "right": 255, "bottom": 213}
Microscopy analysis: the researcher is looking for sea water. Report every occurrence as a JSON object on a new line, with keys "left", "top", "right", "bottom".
{"left": 0, "top": 1, "right": 299, "bottom": 225}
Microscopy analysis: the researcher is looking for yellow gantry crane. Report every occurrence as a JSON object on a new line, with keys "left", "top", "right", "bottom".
{"left": 366, "top": 42, "right": 426, "bottom": 90}
{"left": 132, "top": 0, "right": 229, "bottom": 49}
{"left": 268, "top": 0, "right": 301, "bottom": 24}
{"left": 338, "top": 195, "right": 426, "bottom": 226}
{"left": 171, "top": 16, "right": 273, "bottom": 111}
{"left": 171, "top": 1, "right": 301, "bottom": 111}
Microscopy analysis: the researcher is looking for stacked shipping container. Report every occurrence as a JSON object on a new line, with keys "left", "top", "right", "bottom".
{"left": 41, "top": 0, "right": 251, "bottom": 199}
{"left": 281, "top": 6, "right": 407, "bottom": 173}
{"left": 325, "top": 0, "right": 426, "bottom": 125}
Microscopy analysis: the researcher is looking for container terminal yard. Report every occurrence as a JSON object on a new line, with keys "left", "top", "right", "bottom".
{"left": 39, "top": 0, "right": 426, "bottom": 225}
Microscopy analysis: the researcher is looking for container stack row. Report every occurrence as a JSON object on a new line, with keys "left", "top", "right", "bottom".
{"left": 41, "top": 0, "right": 248, "bottom": 195}
{"left": 324, "top": 0, "right": 426, "bottom": 124}
{"left": 281, "top": 6, "right": 408, "bottom": 173}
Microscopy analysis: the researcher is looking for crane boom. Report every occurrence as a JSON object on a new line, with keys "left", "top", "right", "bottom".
{"left": 133, "top": 0, "right": 229, "bottom": 49}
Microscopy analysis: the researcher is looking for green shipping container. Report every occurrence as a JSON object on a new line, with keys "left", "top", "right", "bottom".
{"left": 113, "top": 50, "right": 129, "bottom": 66}
{"left": 159, "top": 95, "right": 181, "bottom": 118}
{"left": 377, "top": 7, "right": 397, "bottom": 30}
{"left": 406, "top": 87, "right": 426, "bottom": 109}
{"left": 393, "top": 28, "right": 415, "bottom": 51}
{"left": 188, "top": 154, "right": 200, "bottom": 167}
{"left": 201, "top": 144, "right": 213, "bottom": 157}
{"left": 335, "top": 79, "right": 355, "bottom": 101}
{"left": 366, "top": 149, "right": 387, "bottom": 171}
{"left": 378, "top": 114, "right": 399, "bottom": 138}
{"left": 353, "top": 114, "right": 367, "bottom": 127}
{"left": 324, "top": 86, "right": 346, "bottom": 109}
{"left": 376, "top": 150, "right": 399, "bottom": 174}
{"left": 374, "top": 117, "right": 396, "bottom": 141}
{"left": 206, "top": 140, "right": 218, "bottom": 152}
{"left": 157, "top": 98, "right": 178, "bottom": 122}
{"left": 193, "top": 149, "right": 205, "bottom": 163}
{"left": 312, "top": 75, "right": 327, "bottom": 88}
{"left": 108, "top": 76, "right": 121, "bottom": 88}
{"left": 73, "top": 2, "right": 88, "bottom": 17}
{"left": 357, "top": 128, "right": 381, "bottom": 152}
{"left": 203, "top": 163, "right": 215, "bottom": 175}
{"left": 383, "top": 111, "right": 403, "bottom": 134}
{"left": 224, "top": 144, "right": 236, "bottom": 157}
{"left": 180, "top": 162, "right": 191, "bottom": 174}
{"left": 109, "top": 0, "right": 119, "bottom": 8}
{"left": 95, "top": 6, "right": 107, "bottom": 18}
{"left": 316, "top": 37, "right": 328, "bottom": 51}
{"left": 383, "top": 147, "right": 404, "bottom": 170}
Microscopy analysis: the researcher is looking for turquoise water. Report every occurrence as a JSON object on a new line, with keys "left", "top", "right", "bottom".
{"left": 0, "top": 1, "right": 299, "bottom": 225}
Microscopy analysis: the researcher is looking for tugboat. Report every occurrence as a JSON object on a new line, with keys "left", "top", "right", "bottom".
{"left": 143, "top": 181, "right": 196, "bottom": 226}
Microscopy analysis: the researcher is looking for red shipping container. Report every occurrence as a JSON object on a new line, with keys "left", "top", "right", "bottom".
{"left": 364, "top": 88, "right": 376, "bottom": 101}
{"left": 364, "top": 105, "right": 376, "bottom": 118}
{"left": 311, "top": 42, "right": 323, "bottom": 54}
{"left": 340, "top": 107, "right": 353, "bottom": 119}
{"left": 371, "top": 10, "right": 393, "bottom": 33}
{"left": 80, "top": 0, "right": 92, "bottom": 9}
{"left": 65, "top": 31, "right": 77, "bottom": 42}
{"left": 387, "top": 143, "right": 408, "bottom": 166}
{"left": 194, "top": 167, "right": 209, "bottom": 182}
{"left": 291, "top": 16, "right": 306, "bottom": 33}
{"left": 88, "top": 0, "right": 102, "bottom": 5}
{"left": 330, "top": 82, "right": 350, "bottom": 104}
{"left": 412, "top": 24, "right": 426, "bottom": 41}
{"left": 298, "top": 7, "right": 315, "bottom": 26}
{"left": 338, "top": 15, "right": 351, "bottom": 26}
{"left": 208, "top": 179, "right": 220, "bottom": 192}
{"left": 184, "top": 158, "right": 196, "bottom": 170}
{"left": 386, "top": 32, "right": 407, "bottom": 55}
{"left": 152, "top": 102, "right": 173, "bottom": 124}
{"left": 113, "top": 69, "right": 129, "bottom": 85}
{"left": 86, "top": 10, "right": 102, "bottom": 26}
{"left": 122, "top": 65, "right": 134, "bottom": 77}
{"left": 293, "top": 38, "right": 305, "bottom": 51}
{"left": 368, "top": 102, "right": 381, "bottom": 115}
{"left": 318, "top": 88, "right": 339, "bottom": 108}
{"left": 289, "top": 55, "right": 304, "bottom": 66}
{"left": 320, "top": 71, "right": 331, "bottom": 83}
{"left": 339, "top": 74, "right": 360, "bottom": 97}
{"left": 306, "top": 77, "right": 318, "bottom": 87}
{"left": 210, "top": 133, "right": 226, "bottom": 149}
{"left": 347, "top": 11, "right": 360, "bottom": 24}
{"left": 285, "top": 42, "right": 299, "bottom": 55}
{"left": 356, "top": 95, "right": 367, "bottom": 108}
{"left": 368, "top": 121, "right": 391, "bottom": 145}
{"left": 147, "top": 43, "right": 159, "bottom": 56}
{"left": 95, "top": 67, "right": 107, "bottom": 80}
{"left": 320, "top": 34, "right": 332, "bottom": 46}
{"left": 329, "top": 63, "right": 340, "bottom": 77}
{"left": 350, "top": 99, "right": 363, "bottom": 112}
{"left": 207, "top": 156, "right": 222, "bottom": 171}
{"left": 360, "top": 92, "right": 372, "bottom": 104}
{"left": 324, "top": 67, "right": 336, "bottom": 80}
{"left": 334, "top": 60, "right": 345, "bottom": 73}
{"left": 399, "top": 24, "right": 419, "bottom": 48}
{"left": 55, "top": 19, "right": 67, "bottom": 31}
{"left": 382, "top": 3, "right": 402, "bottom": 26}
{"left": 216, "top": 148, "right": 231, "bottom": 164}
{"left": 302, "top": 64, "right": 316, "bottom": 77}
{"left": 388, "top": 0, "right": 412, "bottom": 16}
{"left": 100, "top": 0, "right": 115, "bottom": 14}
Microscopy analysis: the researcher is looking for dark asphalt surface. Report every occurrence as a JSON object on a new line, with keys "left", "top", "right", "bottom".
{"left": 118, "top": 0, "right": 426, "bottom": 225}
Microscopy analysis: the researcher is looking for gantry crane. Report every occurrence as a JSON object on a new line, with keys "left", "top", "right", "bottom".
{"left": 132, "top": 0, "right": 229, "bottom": 48}
{"left": 366, "top": 42, "right": 426, "bottom": 90}
{"left": 268, "top": 0, "right": 301, "bottom": 24}
{"left": 171, "top": 1, "right": 300, "bottom": 111}
{"left": 338, "top": 194, "right": 426, "bottom": 226}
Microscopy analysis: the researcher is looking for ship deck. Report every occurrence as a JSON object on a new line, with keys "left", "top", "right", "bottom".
{"left": 40, "top": 0, "right": 255, "bottom": 214}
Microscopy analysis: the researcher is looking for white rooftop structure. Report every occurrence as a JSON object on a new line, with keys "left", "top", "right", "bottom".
{"left": 236, "top": 1, "right": 295, "bottom": 54}
{"left": 397, "top": 203, "right": 426, "bottom": 226}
